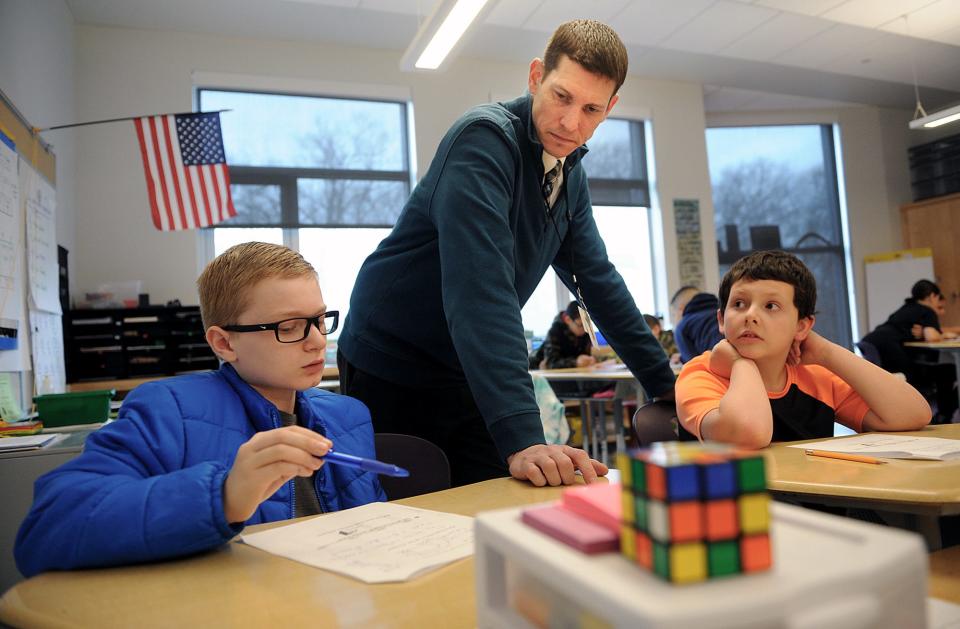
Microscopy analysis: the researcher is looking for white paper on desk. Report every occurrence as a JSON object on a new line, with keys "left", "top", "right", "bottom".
{"left": 789, "top": 434, "right": 960, "bottom": 461}
{"left": 240, "top": 502, "right": 474, "bottom": 583}
{"left": 0, "top": 433, "right": 58, "bottom": 452}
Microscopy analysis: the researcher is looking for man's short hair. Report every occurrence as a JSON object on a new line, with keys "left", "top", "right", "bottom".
{"left": 718, "top": 250, "right": 817, "bottom": 319}
{"left": 670, "top": 285, "right": 699, "bottom": 307}
{"left": 564, "top": 300, "right": 581, "bottom": 320}
{"left": 543, "top": 20, "right": 628, "bottom": 95}
{"left": 197, "top": 242, "right": 317, "bottom": 330}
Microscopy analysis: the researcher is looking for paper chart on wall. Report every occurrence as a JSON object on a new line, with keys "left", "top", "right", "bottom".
{"left": 22, "top": 161, "right": 60, "bottom": 315}
{"left": 0, "top": 129, "right": 27, "bottom": 372}
{"left": 29, "top": 309, "right": 65, "bottom": 394}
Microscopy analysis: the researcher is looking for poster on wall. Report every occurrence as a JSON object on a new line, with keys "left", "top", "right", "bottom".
{"left": 674, "top": 198, "right": 705, "bottom": 289}
{"left": 22, "top": 161, "right": 61, "bottom": 315}
{"left": 29, "top": 309, "right": 66, "bottom": 394}
{"left": 0, "top": 128, "right": 27, "bottom": 372}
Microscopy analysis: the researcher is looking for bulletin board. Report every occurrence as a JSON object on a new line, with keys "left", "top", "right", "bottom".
{"left": 864, "top": 248, "right": 935, "bottom": 332}
{"left": 0, "top": 88, "right": 62, "bottom": 414}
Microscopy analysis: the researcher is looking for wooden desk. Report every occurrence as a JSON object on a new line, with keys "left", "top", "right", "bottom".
{"left": 929, "top": 545, "right": 960, "bottom": 604}
{"left": 764, "top": 424, "right": 960, "bottom": 549}
{"left": 529, "top": 365, "right": 639, "bottom": 381}
{"left": 0, "top": 478, "right": 566, "bottom": 628}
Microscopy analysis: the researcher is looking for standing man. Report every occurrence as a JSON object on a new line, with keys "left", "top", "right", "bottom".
{"left": 338, "top": 20, "right": 675, "bottom": 487}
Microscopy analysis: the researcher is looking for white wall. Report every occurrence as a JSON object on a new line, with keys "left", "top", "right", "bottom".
{"left": 707, "top": 106, "right": 914, "bottom": 338}
{"left": 0, "top": 0, "right": 76, "bottom": 293}
{"left": 73, "top": 24, "right": 716, "bottom": 309}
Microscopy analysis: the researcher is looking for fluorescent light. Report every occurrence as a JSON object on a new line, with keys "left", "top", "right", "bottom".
{"left": 909, "top": 103, "right": 960, "bottom": 130}
{"left": 399, "top": 0, "right": 491, "bottom": 72}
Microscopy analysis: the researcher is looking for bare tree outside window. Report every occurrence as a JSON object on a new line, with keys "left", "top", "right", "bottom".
{"left": 706, "top": 125, "right": 852, "bottom": 348}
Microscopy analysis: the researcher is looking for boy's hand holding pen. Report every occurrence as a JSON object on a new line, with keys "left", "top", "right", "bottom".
{"left": 223, "top": 426, "right": 333, "bottom": 524}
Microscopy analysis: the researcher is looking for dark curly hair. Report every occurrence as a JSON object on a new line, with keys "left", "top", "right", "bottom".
{"left": 718, "top": 250, "right": 817, "bottom": 319}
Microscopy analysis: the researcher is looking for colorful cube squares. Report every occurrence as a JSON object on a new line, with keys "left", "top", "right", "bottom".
{"left": 702, "top": 461, "right": 737, "bottom": 499}
{"left": 705, "top": 499, "right": 738, "bottom": 541}
{"left": 739, "top": 493, "right": 771, "bottom": 534}
{"left": 617, "top": 443, "right": 773, "bottom": 584}
{"left": 741, "top": 535, "right": 772, "bottom": 572}
{"left": 668, "top": 501, "right": 703, "bottom": 542}
{"left": 708, "top": 541, "right": 739, "bottom": 577}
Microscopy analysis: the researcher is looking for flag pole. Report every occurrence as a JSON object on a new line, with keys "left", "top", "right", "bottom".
{"left": 33, "top": 109, "right": 232, "bottom": 133}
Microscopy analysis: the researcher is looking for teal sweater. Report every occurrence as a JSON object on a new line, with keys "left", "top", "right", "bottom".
{"left": 339, "top": 94, "right": 674, "bottom": 459}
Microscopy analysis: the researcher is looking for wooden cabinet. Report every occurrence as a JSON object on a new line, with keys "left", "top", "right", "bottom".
{"left": 900, "top": 192, "right": 960, "bottom": 327}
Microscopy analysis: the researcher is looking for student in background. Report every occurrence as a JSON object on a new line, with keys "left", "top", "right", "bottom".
{"left": 530, "top": 300, "right": 596, "bottom": 369}
{"left": 16, "top": 243, "right": 385, "bottom": 577}
{"left": 861, "top": 279, "right": 958, "bottom": 423}
{"left": 643, "top": 313, "right": 679, "bottom": 365}
{"left": 676, "top": 251, "right": 930, "bottom": 448}
{"left": 671, "top": 285, "right": 724, "bottom": 363}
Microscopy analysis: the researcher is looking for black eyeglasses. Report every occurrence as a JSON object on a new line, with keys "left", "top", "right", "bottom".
{"left": 223, "top": 311, "right": 339, "bottom": 343}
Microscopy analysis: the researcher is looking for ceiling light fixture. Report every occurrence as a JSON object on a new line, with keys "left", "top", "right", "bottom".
{"left": 904, "top": 14, "right": 960, "bottom": 131}
{"left": 909, "top": 103, "right": 960, "bottom": 130}
{"left": 399, "top": 0, "right": 492, "bottom": 72}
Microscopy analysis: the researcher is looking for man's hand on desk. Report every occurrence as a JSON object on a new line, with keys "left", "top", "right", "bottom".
{"left": 507, "top": 444, "right": 608, "bottom": 486}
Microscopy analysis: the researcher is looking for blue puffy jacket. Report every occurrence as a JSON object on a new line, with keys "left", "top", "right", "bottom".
{"left": 15, "top": 364, "right": 385, "bottom": 577}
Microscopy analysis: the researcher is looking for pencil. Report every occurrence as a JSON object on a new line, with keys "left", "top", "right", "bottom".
{"left": 804, "top": 449, "right": 886, "bottom": 465}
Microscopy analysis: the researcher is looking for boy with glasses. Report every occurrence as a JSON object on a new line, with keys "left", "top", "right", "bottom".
{"left": 16, "top": 242, "right": 384, "bottom": 577}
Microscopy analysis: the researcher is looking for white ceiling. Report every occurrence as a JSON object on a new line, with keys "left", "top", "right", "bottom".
{"left": 64, "top": 0, "right": 960, "bottom": 111}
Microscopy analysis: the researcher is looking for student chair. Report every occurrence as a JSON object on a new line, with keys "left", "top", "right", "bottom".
{"left": 630, "top": 399, "right": 694, "bottom": 447}
{"left": 373, "top": 433, "right": 452, "bottom": 500}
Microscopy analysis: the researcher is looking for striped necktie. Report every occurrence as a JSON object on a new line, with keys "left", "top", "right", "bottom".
{"left": 542, "top": 160, "right": 561, "bottom": 207}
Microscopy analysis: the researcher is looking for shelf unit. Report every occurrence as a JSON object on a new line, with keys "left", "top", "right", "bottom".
{"left": 65, "top": 306, "right": 216, "bottom": 382}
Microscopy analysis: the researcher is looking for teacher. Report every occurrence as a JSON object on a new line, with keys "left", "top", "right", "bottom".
{"left": 338, "top": 20, "right": 675, "bottom": 487}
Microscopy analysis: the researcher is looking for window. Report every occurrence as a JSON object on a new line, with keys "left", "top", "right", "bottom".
{"left": 521, "top": 118, "right": 658, "bottom": 336}
{"left": 705, "top": 125, "right": 852, "bottom": 348}
{"left": 197, "top": 89, "right": 412, "bottom": 333}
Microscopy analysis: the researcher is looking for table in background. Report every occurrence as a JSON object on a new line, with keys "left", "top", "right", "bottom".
{"left": 764, "top": 424, "right": 960, "bottom": 550}
{"left": 0, "top": 478, "right": 567, "bottom": 628}
{"left": 905, "top": 340, "right": 960, "bottom": 418}
{"left": 67, "top": 366, "right": 341, "bottom": 396}
{"left": 530, "top": 366, "right": 640, "bottom": 463}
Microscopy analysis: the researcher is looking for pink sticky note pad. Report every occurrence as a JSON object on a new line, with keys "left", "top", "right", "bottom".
{"left": 560, "top": 482, "right": 621, "bottom": 533}
{"left": 521, "top": 503, "right": 619, "bottom": 554}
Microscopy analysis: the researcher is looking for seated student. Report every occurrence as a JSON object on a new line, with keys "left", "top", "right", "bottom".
{"left": 643, "top": 313, "right": 679, "bottom": 366}
{"left": 529, "top": 301, "right": 596, "bottom": 369}
{"left": 676, "top": 250, "right": 930, "bottom": 448}
{"left": 16, "top": 242, "right": 385, "bottom": 577}
{"left": 671, "top": 286, "right": 724, "bottom": 363}
{"left": 862, "top": 279, "right": 958, "bottom": 423}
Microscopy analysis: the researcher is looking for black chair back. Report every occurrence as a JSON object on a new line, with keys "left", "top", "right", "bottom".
{"left": 373, "top": 433, "right": 451, "bottom": 500}
{"left": 631, "top": 400, "right": 682, "bottom": 447}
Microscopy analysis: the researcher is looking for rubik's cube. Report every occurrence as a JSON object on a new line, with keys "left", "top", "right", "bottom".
{"left": 617, "top": 443, "right": 772, "bottom": 584}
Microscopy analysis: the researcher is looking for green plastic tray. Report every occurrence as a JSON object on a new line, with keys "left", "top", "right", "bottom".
{"left": 34, "top": 389, "right": 116, "bottom": 428}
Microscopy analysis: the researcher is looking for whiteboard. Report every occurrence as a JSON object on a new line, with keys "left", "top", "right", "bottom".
{"left": 864, "top": 249, "right": 935, "bottom": 333}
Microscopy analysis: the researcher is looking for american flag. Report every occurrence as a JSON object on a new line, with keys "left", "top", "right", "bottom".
{"left": 133, "top": 112, "right": 235, "bottom": 231}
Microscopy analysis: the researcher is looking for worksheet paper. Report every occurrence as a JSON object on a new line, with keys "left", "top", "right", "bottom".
{"left": 240, "top": 502, "right": 474, "bottom": 583}
{"left": 789, "top": 434, "right": 960, "bottom": 461}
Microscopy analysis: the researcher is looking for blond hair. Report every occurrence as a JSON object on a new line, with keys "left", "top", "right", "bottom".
{"left": 544, "top": 20, "right": 628, "bottom": 95}
{"left": 197, "top": 242, "right": 316, "bottom": 329}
